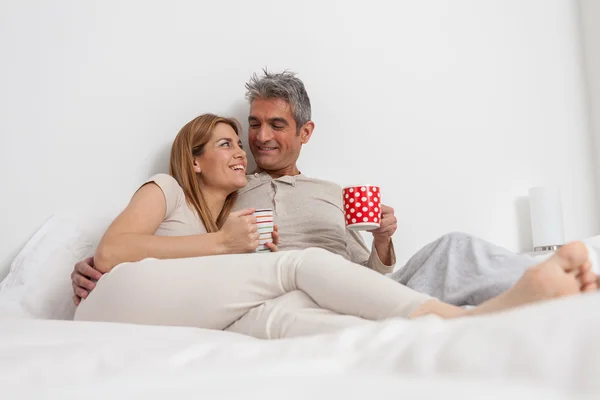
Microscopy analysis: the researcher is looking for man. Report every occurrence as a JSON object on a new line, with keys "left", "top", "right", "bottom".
{"left": 71, "top": 69, "right": 537, "bottom": 306}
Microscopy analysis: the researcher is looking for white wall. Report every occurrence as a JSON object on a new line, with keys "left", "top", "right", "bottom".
{"left": 580, "top": 0, "right": 600, "bottom": 208}
{"left": 1, "top": 0, "right": 597, "bottom": 278}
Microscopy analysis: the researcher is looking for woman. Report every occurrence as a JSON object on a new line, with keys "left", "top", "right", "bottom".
{"left": 74, "top": 113, "right": 598, "bottom": 339}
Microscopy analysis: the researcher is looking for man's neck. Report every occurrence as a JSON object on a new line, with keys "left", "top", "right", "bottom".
{"left": 255, "top": 165, "right": 301, "bottom": 179}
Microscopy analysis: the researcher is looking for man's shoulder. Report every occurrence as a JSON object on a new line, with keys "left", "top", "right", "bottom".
{"left": 298, "top": 175, "right": 342, "bottom": 193}
{"left": 298, "top": 176, "right": 344, "bottom": 206}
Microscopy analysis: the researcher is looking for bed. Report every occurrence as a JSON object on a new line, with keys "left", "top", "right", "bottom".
{"left": 3, "top": 294, "right": 600, "bottom": 399}
{"left": 1, "top": 215, "right": 599, "bottom": 399}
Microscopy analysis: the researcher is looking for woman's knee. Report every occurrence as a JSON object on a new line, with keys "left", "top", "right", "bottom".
{"left": 299, "top": 247, "right": 341, "bottom": 261}
{"left": 267, "top": 290, "right": 318, "bottom": 309}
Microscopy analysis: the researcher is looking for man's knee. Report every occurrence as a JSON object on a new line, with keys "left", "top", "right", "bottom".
{"left": 437, "top": 231, "right": 477, "bottom": 245}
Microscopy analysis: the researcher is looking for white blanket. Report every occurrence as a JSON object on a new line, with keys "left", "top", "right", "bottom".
{"left": 2, "top": 292, "right": 600, "bottom": 399}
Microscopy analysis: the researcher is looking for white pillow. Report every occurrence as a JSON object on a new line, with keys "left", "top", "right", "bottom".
{"left": 0, "top": 215, "right": 94, "bottom": 320}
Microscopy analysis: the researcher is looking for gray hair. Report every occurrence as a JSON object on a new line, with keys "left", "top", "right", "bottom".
{"left": 245, "top": 69, "right": 312, "bottom": 132}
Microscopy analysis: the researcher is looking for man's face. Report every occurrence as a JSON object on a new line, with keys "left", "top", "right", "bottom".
{"left": 248, "top": 98, "right": 310, "bottom": 175}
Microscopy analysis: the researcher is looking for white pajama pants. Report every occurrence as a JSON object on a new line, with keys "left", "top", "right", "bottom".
{"left": 74, "top": 248, "right": 432, "bottom": 339}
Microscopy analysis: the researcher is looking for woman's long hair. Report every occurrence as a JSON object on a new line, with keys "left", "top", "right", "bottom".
{"left": 169, "top": 114, "right": 241, "bottom": 233}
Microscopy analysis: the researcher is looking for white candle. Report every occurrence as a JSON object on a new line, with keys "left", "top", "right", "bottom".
{"left": 528, "top": 186, "right": 565, "bottom": 249}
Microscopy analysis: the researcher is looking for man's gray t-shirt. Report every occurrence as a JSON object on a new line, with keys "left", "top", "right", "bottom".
{"left": 234, "top": 172, "right": 395, "bottom": 274}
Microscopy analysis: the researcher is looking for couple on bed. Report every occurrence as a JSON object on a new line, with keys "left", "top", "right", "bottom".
{"left": 72, "top": 70, "right": 599, "bottom": 339}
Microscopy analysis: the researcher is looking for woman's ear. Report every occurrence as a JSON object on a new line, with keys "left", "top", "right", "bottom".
{"left": 193, "top": 158, "right": 202, "bottom": 173}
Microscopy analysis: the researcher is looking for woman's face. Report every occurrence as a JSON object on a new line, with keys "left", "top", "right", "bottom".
{"left": 195, "top": 123, "right": 248, "bottom": 194}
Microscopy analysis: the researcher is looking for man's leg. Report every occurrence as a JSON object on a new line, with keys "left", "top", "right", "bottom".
{"left": 412, "top": 241, "right": 598, "bottom": 318}
{"left": 389, "top": 232, "right": 539, "bottom": 306}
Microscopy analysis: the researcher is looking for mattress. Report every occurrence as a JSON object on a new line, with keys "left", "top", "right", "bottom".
{"left": 2, "top": 292, "right": 600, "bottom": 399}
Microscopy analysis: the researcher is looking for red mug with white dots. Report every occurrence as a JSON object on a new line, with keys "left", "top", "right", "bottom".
{"left": 342, "top": 185, "right": 381, "bottom": 231}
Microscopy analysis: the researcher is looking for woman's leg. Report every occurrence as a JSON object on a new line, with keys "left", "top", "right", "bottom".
{"left": 225, "top": 290, "right": 375, "bottom": 339}
{"left": 74, "top": 248, "right": 432, "bottom": 329}
{"left": 240, "top": 244, "right": 598, "bottom": 323}
{"left": 282, "top": 243, "right": 597, "bottom": 320}
{"left": 74, "top": 243, "right": 597, "bottom": 330}
{"left": 268, "top": 248, "right": 434, "bottom": 318}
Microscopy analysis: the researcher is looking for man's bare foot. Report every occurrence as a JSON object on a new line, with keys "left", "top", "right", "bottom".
{"left": 466, "top": 242, "right": 599, "bottom": 317}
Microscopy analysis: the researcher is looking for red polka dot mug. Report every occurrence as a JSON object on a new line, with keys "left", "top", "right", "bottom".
{"left": 342, "top": 185, "right": 381, "bottom": 231}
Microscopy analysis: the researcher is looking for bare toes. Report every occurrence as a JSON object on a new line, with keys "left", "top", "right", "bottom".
{"left": 578, "top": 262, "right": 596, "bottom": 287}
{"left": 582, "top": 275, "right": 599, "bottom": 292}
{"left": 554, "top": 242, "right": 589, "bottom": 273}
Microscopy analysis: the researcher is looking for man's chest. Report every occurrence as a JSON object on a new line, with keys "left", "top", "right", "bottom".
{"left": 234, "top": 182, "right": 346, "bottom": 242}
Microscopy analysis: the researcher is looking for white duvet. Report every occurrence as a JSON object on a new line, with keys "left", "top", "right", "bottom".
{"left": 2, "top": 292, "right": 600, "bottom": 399}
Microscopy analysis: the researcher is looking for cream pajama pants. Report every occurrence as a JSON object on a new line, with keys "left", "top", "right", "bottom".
{"left": 74, "top": 248, "right": 432, "bottom": 339}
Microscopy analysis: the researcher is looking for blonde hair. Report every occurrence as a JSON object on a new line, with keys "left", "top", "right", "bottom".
{"left": 169, "top": 114, "right": 241, "bottom": 232}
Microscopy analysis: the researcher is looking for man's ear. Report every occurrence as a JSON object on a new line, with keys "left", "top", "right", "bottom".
{"left": 299, "top": 121, "right": 315, "bottom": 144}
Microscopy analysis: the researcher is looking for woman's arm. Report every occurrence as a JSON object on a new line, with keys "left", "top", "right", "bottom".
{"left": 93, "top": 183, "right": 227, "bottom": 273}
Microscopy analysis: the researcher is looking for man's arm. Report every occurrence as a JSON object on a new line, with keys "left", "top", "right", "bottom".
{"left": 370, "top": 205, "right": 397, "bottom": 267}
{"left": 345, "top": 229, "right": 396, "bottom": 274}
{"left": 345, "top": 203, "right": 398, "bottom": 274}
{"left": 374, "top": 239, "right": 393, "bottom": 266}
{"left": 71, "top": 256, "right": 102, "bottom": 305}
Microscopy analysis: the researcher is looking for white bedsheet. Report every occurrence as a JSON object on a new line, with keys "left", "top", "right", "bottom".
{"left": 2, "top": 292, "right": 600, "bottom": 399}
